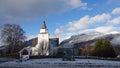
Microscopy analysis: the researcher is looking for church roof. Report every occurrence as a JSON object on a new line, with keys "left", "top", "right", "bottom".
{"left": 41, "top": 21, "right": 47, "bottom": 29}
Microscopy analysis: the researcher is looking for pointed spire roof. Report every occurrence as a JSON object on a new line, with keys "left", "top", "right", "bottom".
{"left": 41, "top": 21, "right": 47, "bottom": 29}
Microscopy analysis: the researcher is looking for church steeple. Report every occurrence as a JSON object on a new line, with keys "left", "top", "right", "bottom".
{"left": 41, "top": 21, "right": 47, "bottom": 29}
{"left": 40, "top": 21, "right": 48, "bottom": 34}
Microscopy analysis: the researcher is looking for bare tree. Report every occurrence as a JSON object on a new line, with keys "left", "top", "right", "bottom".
{"left": 1, "top": 24, "right": 26, "bottom": 55}
{"left": 81, "top": 43, "right": 92, "bottom": 56}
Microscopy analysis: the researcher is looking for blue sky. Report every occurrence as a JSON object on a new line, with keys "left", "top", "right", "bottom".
{"left": 0, "top": 0, "right": 120, "bottom": 41}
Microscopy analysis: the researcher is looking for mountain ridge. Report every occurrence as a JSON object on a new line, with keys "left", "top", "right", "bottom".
{"left": 60, "top": 31, "right": 120, "bottom": 48}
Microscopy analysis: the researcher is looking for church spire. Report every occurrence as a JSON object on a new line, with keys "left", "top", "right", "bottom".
{"left": 40, "top": 21, "right": 48, "bottom": 34}
{"left": 41, "top": 21, "right": 47, "bottom": 29}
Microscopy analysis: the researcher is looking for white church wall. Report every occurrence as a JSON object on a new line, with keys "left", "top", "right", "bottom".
{"left": 37, "top": 33, "right": 49, "bottom": 55}
{"left": 40, "top": 29, "right": 48, "bottom": 33}
{"left": 31, "top": 47, "right": 38, "bottom": 56}
{"left": 38, "top": 33, "right": 49, "bottom": 45}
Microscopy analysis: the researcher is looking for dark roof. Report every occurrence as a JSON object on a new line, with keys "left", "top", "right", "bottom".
{"left": 41, "top": 21, "right": 47, "bottom": 29}
{"left": 49, "top": 38, "right": 59, "bottom": 41}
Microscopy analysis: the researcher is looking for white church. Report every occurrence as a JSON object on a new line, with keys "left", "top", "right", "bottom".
{"left": 19, "top": 21, "right": 59, "bottom": 59}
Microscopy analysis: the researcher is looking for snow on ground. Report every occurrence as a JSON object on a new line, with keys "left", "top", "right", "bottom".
{"left": 0, "top": 58, "right": 120, "bottom": 68}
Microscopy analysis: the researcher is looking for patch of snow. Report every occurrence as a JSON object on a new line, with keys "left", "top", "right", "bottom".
{"left": 106, "top": 31, "right": 120, "bottom": 35}
{"left": 0, "top": 58, "right": 120, "bottom": 68}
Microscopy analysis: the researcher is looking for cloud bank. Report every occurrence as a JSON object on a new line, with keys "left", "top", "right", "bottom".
{"left": 0, "top": 0, "right": 87, "bottom": 23}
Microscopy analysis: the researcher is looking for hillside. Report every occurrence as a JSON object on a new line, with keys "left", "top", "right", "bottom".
{"left": 60, "top": 31, "right": 120, "bottom": 55}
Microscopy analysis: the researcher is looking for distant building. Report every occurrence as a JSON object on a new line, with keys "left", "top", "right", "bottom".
{"left": 19, "top": 21, "right": 59, "bottom": 58}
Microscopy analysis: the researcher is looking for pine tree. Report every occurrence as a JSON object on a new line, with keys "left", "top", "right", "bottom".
{"left": 102, "top": 39, "right": 116, "bottom": 57}
{"left": 92, "top": 39, "right": 103, "bottom": 57}
{"left": 92, "top": 39, "right": 116, "bottom": 58}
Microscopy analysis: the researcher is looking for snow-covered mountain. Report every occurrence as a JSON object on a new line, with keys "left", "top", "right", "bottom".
{"left": 60, "top": 31, "right": 120, "bottom": 48}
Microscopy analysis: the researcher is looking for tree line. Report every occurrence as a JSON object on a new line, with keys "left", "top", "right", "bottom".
{"left": 79, "top": 39, "right": 116, "bottom": 58}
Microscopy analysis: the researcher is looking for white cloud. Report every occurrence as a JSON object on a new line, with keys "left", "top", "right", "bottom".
{"left": 79, "top": 26, "right": 120, "bottom": 34}
{"left": 67, "top": 13, "right": 111, "bottom": 32}
{"left": 67, "top": 15, "right": 90, "bottom": 31}
{"left": 54, "top": 26, "right": 63, "bottom": 35}
{"left": 109, "top": 16, "right": 120, "bottom": 24}
{"left": 94, "top": 26, "right": 120, "bottom": 33}
{"left": 68, "top": 0, "right": 87, "bottom": 8}
{"left": 112, "top": 8, "right": 120, "bottom": 15}
{"left": 89, "top": 13, "right": 111, "bottom": 24}
{"left": 0, "top": 0, "right": 87, "bottom": 23}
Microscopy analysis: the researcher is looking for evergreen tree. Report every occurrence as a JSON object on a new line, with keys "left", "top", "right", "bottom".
{"left": 92, "top": 39, "right": 102, "bottom": 56}
{"left": 92, "top": 39, "right": 116, "bottom": 58}
{"left": 102, "top": 39, "right": 116, "bottom": 57}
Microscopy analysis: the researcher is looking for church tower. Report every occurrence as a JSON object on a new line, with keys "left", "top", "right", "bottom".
{"left": 36, "top": 21, "right": 50, "bottom": 56}
{"left": 40, "top": 21, "right": 48, "bottom": 34}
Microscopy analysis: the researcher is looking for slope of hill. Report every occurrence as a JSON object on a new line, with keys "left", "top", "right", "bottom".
{"left": 60, "top": 31, "right": 120, "bottom": 55}
{"left": 61, "top": 31, "right": 120, "bottom": 47}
